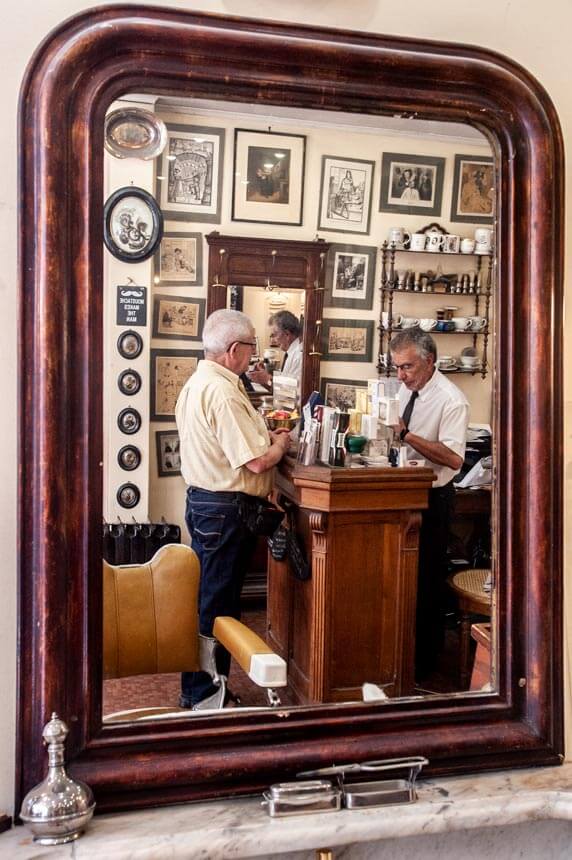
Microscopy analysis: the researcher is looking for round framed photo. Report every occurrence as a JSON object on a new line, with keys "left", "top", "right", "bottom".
{"left": 117, "top": 330, "right": 143, "bottom": 360}
{"left": 104, "top": 186, "right": 163, "bottom": 263}
{"left": 117, "top": 368, "right": 142, "bottom": 396}
{"left": 117, "top": 445, "right": 141, "bottom": 471}
{"left": 117, "top": 407, "right": 142, "bottom": 435}
{"left": 116, "top": 482, "right": 141, "bottom": 509}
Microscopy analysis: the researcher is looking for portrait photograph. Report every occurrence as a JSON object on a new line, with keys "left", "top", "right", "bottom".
{"left": 154, "top": 232, "right": 203, "bottom": 286}
{"left": 320, "top": 377, "right": 368, "bottom": 412}
{"left": 150, "top": 348, "right": 202, "bottom": 421}
{"left": 232, "top": 129, "right": 306, "bottom": 225}
{"left": 156, "top": 123, "right": 224, "bottom": 222}
{"left": 155, "top": 430, "right": 182, "bottom": 477}
{"left": 317, "top": 156, "right": 375, "bottom": 235}
{"left": 321, "top": 318, "right": 374, "bottom": 362}
{"left": 379, "top": 152, "right": 445, "bottom": 216}
{"left": 450, "top": 154, "right": 495, "bottom": 224}
{"left": 152, "top": 294, "right": 205, "bottom": 341}
{"left": 324, "top": 243, "right": 376, "bottom": 310}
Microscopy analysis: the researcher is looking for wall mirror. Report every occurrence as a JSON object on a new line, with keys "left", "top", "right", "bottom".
{"left": 18, "top": 6, "right": 563, "bottom": 812}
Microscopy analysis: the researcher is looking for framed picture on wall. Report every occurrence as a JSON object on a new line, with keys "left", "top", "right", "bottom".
{"left": 152, "top": 294, "right": 205, "bottom": 341}
{"left": 150, "top": 348, "right": 202, "bottom": 421}
{"left": 154, "top": 231, "right": 203, "bottom": 286}
{"left": 450, "top": 154, "right": 495, "bottom": 224}
{"left": 320, "top": 377, "right": 368, "bottom": 411}
{"left": 156, "top": 123, "right": 225, "bottom": 222}
{"left": 317, "top": 156, "right": 375, "bottom": 235}
{"left": 324, "top": 243, "right": 376, "bottom": 310}
{"left": 321, "top": 318, "right": 374, "bottom": 362}
{"left": 379, "top": 152, "right": 445, "bottom": 216}
{"left": 155, "top": 430, "right": 182, "bottom": 477}
{"left": 232, "top": 129, "right": 306, "bottom": 225}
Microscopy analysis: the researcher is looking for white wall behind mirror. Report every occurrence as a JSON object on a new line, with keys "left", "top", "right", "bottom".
{"left": 102, "top": 93, "right": 496, "bottom": 721}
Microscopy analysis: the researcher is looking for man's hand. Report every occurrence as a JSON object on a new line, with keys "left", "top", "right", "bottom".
{"left": 247, "top": 367, "right": 272, "bottom": 386}
{"left": 272, "top": 430, "right": 291, "bottom": 453}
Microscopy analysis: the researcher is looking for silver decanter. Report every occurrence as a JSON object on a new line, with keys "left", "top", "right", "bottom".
{"left": 20, "top": 712, "right": 95, "bottom": 845}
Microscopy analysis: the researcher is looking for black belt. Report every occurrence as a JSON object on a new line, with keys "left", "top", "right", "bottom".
{"left": 187, "top": 486, "right": 263, "bottom": 503}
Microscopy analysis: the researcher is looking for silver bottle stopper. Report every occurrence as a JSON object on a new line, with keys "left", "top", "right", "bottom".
{"left": 20, "top": 712, "right": 95, "bottom": 845}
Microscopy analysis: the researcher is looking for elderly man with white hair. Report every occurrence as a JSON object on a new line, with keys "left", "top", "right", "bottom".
{"left": 175, "top": 309, "right": 291, "bottom": 709}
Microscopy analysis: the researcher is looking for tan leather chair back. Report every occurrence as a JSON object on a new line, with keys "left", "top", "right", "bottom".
{"left": 103, "top": 544, "right": 200, "bottom": 679}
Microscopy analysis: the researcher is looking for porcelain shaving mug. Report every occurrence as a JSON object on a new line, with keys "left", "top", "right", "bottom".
{"left": 388, "top": 227, "right": 411, "bottom": 248}
{"left": 409, "top": 232, "right": 427, "bottom": 251}
{"left": 381, "top": 311, "right": 402, "bottom": 329}
{"left": 452, "top": 316, "right": 471, "bottom": 331}
{"left": 468, "top": 315, "right": 487, "bottom": 331}
{"left": 419, "top": 318, "right": 438, "bottom": 331}
{"left": 425, "top": 229, "right": 444, "bottom": 252}
{"left": 401, "top": 317, "right": 420, "bottom": 329}
{"left": 474, "top": 227, "right": 493, "bottom": 253}
{"left": 461, "top": 237, "right": 476, "bottom": 254}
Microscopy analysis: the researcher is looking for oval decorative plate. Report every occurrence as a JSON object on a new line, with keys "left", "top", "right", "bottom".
{"left": 104, "top": 108, "right": 167, "bottom": 160}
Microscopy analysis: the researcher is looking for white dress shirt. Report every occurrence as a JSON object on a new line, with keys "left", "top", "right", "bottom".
{"left": 280, "top": 337, "right": 303, "bottom": 380}
{"left": 398, "top": 369, "right": 470, "bottom": 487}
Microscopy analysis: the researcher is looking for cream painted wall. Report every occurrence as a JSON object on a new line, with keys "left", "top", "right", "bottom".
{"left": 1, "top": 0, "right": 570, "bottom": 816}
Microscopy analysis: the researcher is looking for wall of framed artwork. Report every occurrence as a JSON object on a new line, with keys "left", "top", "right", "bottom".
{"left": 154, "top": 231, "right": 203, "bottom": 287}
{"left": 324, "top": 243, "right": 376, "bottom": 310}
{"left": 319, "top": 376, "right": 368, "bottom": 411}
{"left": 321, "top": 318, "right": 374, "bottom": 362}
{"left": 150, "top": 348, "right": 202, "bottom": 421}
{"left": 232, "top": 128, "right": 306, "bottom": 225}
{"left": 450, "top": 154, "right": 495, "bottom": 224}
{"left": 156, "top": 122, "right": 225, "bottom": 222}
{"left": 155, "top": 429, "right": 182, "bottom": 477}
{"left": 152, "top": 294, "right": 205, "bottom": 341}
{"left": 317, "top": 155, "right": 375, "bottom": 235}
{"left": 379, "top": 152, "right": 445, "bottom": 216}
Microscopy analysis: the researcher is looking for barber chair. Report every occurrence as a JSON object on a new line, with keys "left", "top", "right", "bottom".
{"left": 103, "top": 543, "right": 287, "bottom": 721}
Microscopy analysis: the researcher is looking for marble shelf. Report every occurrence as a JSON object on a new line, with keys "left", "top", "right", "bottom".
{"left": 4, "top": 764, "right": 572, "bottom": 859}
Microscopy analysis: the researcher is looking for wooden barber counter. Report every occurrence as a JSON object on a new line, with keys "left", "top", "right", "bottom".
{"left": 267, "top": 459, "right": 435, "bottom": 704}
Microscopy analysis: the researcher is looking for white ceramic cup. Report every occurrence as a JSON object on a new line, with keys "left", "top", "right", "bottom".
{"left": 452, "top": 316, "right": 472, "bottom": 331}
{"left": 409, "top": 232, "right": 427, "bottom": 251}
{"left": 388, "top": 227, "right": 411, "bottom": 248}
{"left": 425, "top": 231, "right": 444, "bottom": 252}
{"left": 460, "top": 355, "right": 480, "bottom": 367}
{"left": 468, "top": 316, "right": 487, "bottom": 331}
{"left": 401, "top": 317, "right": 420, "bottom": 328}
{"left": 474, "top": 227, "right": 493, "bottom": 245}
{"left": 419, "top": 318, "right": 438, "bottom": 331}
{"left": 443, "top": 234, "right": 460, "bottom": 254}
{"left": 461, "top": 238, "right": 476, "bottom": 254}
{"left": 381, "top": 311, "right": 402, "bottom": 329}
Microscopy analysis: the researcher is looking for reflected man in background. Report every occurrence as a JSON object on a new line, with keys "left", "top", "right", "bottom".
{"left": 175, "top": 309, "right": 291, "bottom": 709}
{"left": 247, "top": 310, "right": 303, "bottom": 388}
{"left": 390, "top": 329, "right": 470, "bottom": 680}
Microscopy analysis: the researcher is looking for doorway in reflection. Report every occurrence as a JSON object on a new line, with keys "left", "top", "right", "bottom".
{"left": 102, "top": 94, "right": 495, "bottom": 721}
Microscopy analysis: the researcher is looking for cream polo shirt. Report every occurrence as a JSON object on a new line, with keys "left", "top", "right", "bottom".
{"left": 175, "top": 359, "right": 273, "bottom": 498}
{"left": 398, "top": 369, "right": 470, "bottom": 488}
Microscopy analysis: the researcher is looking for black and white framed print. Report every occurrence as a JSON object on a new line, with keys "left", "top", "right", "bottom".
{"left": 103, "top": 187, "right": 163, "bottom": 262}
{"left": 232, "top": 129, "right": 306, "bottom": 226}
{"left": 155, "top": 430, "right": 182, "bottom": 477}
{"left": 450, "top": 153, "right": 495, "bottom": 224}
{"left": 317, "top": 156, "right": 375, "bottom": 235}
{"left": 152, "top": 294, "right": 205, "bottom": 341}
{"left": 324, "top": 243, "right": 376, "bottom": 310}
{"left": 156, "top": 123, "right": 225, "bottom": 223}
{"left": 379, "top": 152, "right": 445, "bottom": 216}
{"left": 150, "top": 348, "right": 202, "bottom": 421}
{"left": 154, "top": 232, "right": 203, "bottom": 287}
{"left": 321, "top": 318, "right": 374, "bottom": 362}
{"left": 320, "top": 377, "right": 368, "bottom": 411}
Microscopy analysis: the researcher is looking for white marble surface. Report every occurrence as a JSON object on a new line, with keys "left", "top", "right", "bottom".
{"left": 4, "top": 765, "right": 572, "bottom": 859}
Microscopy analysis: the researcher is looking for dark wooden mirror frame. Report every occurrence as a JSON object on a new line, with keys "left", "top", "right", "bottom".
{"left": 17, "top": 5, "right": 563, "bottom": 812}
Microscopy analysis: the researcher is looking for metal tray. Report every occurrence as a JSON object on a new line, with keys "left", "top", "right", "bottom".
{"left": 262, "top": 779, "right": 341, "bottom": 817}
{"left": 343, "top": 778, "right": 415, "bottom": 809}
{"left": 104, "top": 108, "right": 167, "bottom": 160}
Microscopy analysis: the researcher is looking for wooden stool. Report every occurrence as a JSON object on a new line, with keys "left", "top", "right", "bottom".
{"left": 448, "top": 568, "right": 492, "bottom": 688}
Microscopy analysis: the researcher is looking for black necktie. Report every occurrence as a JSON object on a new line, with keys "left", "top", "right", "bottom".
{"left": 280, "top": 351, "right": 288, "bottom": 371}
{"left": 401, "top": 390, "right": 418, "bottom": 431}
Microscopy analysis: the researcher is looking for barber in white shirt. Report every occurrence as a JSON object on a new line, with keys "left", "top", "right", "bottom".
{"left": 247, "top": 310, "right": 302, "bottom": 387}
{"left": 390, "top": 328, "right": 470, "bottom": 681}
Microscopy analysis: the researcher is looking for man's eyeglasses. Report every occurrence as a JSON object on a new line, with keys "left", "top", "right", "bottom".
{"left": 227, "top": 340, "right": 258, "bottom": 351}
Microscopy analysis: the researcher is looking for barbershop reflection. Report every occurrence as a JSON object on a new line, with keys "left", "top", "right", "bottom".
{"left": 102, "top": 100, "right": 495, "bottom": 721}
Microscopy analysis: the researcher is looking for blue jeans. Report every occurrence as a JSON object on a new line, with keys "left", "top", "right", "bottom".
{"left": 181, "top": 487, "right": 258, "bottom": 706}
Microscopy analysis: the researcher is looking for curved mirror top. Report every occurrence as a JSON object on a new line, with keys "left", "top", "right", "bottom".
{"left": 102, "top": 94, "right": 496, "bottom": 723}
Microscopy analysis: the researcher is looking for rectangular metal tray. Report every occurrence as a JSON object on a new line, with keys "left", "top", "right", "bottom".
{"left": 343, "top": 778, "right": 415, "bottom": 808}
